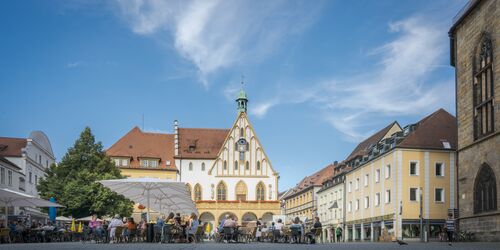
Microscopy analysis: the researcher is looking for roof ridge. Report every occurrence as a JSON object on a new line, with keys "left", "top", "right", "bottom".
{"left": 179, "top": 127, "right": 230, "bottom": 131}
{"left": 0, "top": 136, "right": 27, "bottom": 140}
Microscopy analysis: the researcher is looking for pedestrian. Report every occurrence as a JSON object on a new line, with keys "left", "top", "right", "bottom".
{"left": 255, "top": 218, "right": 262, "bottom": 242}
{"left": 445, "top": 213, "right": 455, "bottom": 246}
{"left": 336, "top": 226, "right": 343, "bottom": 242}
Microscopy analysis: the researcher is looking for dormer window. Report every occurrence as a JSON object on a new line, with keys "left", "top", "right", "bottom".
{"left": 140, "top": 158, "right": 159, "bottom": 168}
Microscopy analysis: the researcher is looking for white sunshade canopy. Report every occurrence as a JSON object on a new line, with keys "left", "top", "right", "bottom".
{"left": 0, "top": 188, "right": 64, "bottom": 222}
{"left": 76, "top": 215, "right": 103, "bottom": 222}
{"left": 56, "top": 216, "right": 73, "bottom": 222}
{"left": 0, "top": 188, "right": 64, "bottom": 208}
{"left": 98, "top": 178, "right": 197, "bottom": 220}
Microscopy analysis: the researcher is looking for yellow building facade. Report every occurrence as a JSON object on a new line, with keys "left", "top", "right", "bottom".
{"left": 282, "top": 164, "right": 334, "bottom": 222}
{"left": 344, "top": 109, "right": 457, "bottom": 241}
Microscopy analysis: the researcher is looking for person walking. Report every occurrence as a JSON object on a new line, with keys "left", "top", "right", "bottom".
{"left": 336, "top": 226, "right": 343, "bottom": 242}
{"left": 445, "top": 213, "right": 455, "bottom": 246}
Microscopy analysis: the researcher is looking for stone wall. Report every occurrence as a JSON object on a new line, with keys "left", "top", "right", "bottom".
{"left": 455, "top": 0, "right": 500, "bottom": 148}
{"left": 453, "top": 0, "right": 500, "bottom": 241}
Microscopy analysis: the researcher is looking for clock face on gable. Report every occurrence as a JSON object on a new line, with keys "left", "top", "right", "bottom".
{"left": 237, "top": 138, "right": 247, "bottom": 152}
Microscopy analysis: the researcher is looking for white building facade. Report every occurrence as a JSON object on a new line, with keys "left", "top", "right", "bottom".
{"left": 175, "top": 90, "right": 281, "bottom": 225}
{"left": 316, "top": 164, "right": 346, "bottom": 243}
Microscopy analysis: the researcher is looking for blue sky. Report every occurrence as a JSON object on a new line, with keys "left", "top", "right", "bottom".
{"left": 0, "top": 0, "right": 467, "bottom": 190}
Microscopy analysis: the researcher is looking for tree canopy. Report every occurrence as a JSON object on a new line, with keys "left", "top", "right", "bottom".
{"left": 38, "top": 127, "right": 133, "bottom": 218}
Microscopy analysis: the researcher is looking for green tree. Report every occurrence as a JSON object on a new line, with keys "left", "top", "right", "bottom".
{"left": 38, "top": 127, "right": 133, "bottom": 218}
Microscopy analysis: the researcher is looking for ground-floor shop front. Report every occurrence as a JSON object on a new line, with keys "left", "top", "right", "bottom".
{"left": 345, "top": 216, "right": 446, "bottom": 242}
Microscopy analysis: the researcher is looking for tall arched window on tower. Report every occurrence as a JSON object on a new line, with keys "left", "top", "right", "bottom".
{"left": 474, "top": 163, "right": 497, "bottom": 214}
{"left": 256, "top": 182, "right": 266, "bottom": 201}
{"left": 256, "top": 161, "right": 261, "bottom": 171}
{"left": 223, "top": 161, "right": 227, "bottom": 170}
{"left": 240, "top": 128, "right": 244, "bottom": 137}
{"left": 217, "top": 182, "right": 227, "bottom": 201}
{"left": 189, "top": 162, "right": 193, "bottom": 171}
{"left": 201, "top": 162, "right": 205, "bottom": 171}
{"left": 194, "top": 184, "right": 202, "bottom": 201}
{"left": 245, "top": 161, "right": 249, "bottom": 171}
{"left": 234, "top": 161, "right": 239, "bottom": 170}
{"left": 473, "top": 35, "right": 495, "bottom": 140}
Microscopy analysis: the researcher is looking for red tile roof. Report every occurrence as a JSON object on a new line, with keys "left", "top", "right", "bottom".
{"left": 283, "top": 164, "right": 335, "bottom": 199}
{"left": 106, "top": 127, "right": 176, "bottom": 170}
{"left": 398, "top": 108, "right": 457, "bottom": 150}
{"left": 0, "top": 137, "right": 27, "bottom": 157}
{"left": 346, "top": 122, "right": 398, "bottom": 161}
{"left": 177, "top": 128, "right": 230, "bottom": 159}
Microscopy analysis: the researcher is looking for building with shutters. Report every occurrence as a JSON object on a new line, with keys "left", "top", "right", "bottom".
{"left": 343, "top": 109, "right": 457, "bottom": 242}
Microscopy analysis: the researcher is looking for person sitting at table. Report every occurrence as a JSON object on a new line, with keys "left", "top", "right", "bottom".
{"left": 222, "top": 215, "right": 237, "bottom": 228}
{"left": 306, "top": 217, "right": 322, "bottom": 244}
{"left": 89, "top": 214, "right": 104, "bottom": 240}
{"left": 186, "top": 213, "right": 199, "bottom": 242}
{"left": 136, "top": 218, "right": 147, "bottom": 241}
{"left": 108, "top": 214, "right": 124, "bottom": 243}
{"left": 124, "top": 217, "right": 136, "bottom": 242}
{"left": 218, "top": 214, "right": 229, "bottom": 233}
{"left": 222, "top": 215, "right": 237, "bottom": 242}
{"left": 42, "top": 221, "right": 55, "bottom": 231}
{"left": 166, "top": 213, "right": 175, "bottom": 224}
{"left": 290, "top": 217, "right": 303, "bottom": 243}
{"left": 157, "top": 215, "right": 165, "bottom": 227}
{"left": 274, "top": 219, "right": 284, "bottom": 237}
{"left": 174, "top": 213, "right": 182, "bottom": 225}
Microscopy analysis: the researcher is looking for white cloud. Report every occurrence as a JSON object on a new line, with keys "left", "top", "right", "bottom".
{"left": 113, "top": 0, "right": 322, "bottom": 86}
{"left": 66, "top": 61, "right": 84, "bottom": 68}
{"left": 251, "top": 16, "right": 454, "bottom": 141}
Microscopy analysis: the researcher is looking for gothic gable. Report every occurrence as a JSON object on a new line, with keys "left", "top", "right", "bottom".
{"left": 209, "top": 112, "right": 277, "bottom": 177}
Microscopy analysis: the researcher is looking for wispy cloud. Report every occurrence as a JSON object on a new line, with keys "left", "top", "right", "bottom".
{"left": 113, "top": 0, "right": 322, "bottom": 86}
{"left": 66, "top": 61, "right": 84, "bottom": 68}
{"left": 251, "top": 16, "right": 454, "bottom": 141}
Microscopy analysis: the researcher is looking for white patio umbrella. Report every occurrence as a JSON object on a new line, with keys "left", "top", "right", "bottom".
{"left": 0, "top": 188, "right": 64, "bottom": 223}
{"left": 98, "top": 178, "right": 197, "bottom": 221}
{"left": 55, "top": 216, "right": 73, "bottom": 222}
{"left": 76, "top": 215, "right": 103, "bottom": 222}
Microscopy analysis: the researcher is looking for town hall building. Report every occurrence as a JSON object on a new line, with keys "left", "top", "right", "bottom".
{"left": 107, "top": 90, "right": 281, "bottom": 226}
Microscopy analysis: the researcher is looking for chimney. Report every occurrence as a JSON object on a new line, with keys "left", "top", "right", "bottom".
{"left": 174, "top": 120, "right": 179, "bottom": 156}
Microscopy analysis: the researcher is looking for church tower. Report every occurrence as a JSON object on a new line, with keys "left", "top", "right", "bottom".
{"left": 236, "top": 89, "right": 248, "bottom": 113}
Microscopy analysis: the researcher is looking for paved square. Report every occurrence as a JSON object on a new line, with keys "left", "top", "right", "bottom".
{"left": 0, "top": 242, "right": 499, "bottom": 250}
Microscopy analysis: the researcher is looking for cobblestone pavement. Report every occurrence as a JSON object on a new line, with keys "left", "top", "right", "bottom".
{"left": 1, "top": 242, "right": 500, "bottom": 250}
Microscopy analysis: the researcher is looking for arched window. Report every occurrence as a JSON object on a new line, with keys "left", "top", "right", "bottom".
{"left": 256, "top": 161, "right": 261, "bottom": 171}
{"left": 234, "top": 142, "right": 238, "bottom": 151}
{"left": 189, "top": 162, "right": 193, "bottom": 171}
{"left": 474, "top": 163, "right": 497, "bottom": 214}
{"left": 217, "top": 182, "right": 227, "bottom": 201}
{"left": 186, "top": 184, "right": 192, "bottom": 199}
{"left": 223, "top": 161, "right": 227, "bottom": 170}
{"left": 234, "top": 161, "right": 239, "bottom": 170}
{"left": 201, "top": 162, "right": 205, "bottom": 171}
{"left": 240, "top": 128, "right": 244, "bottom": 137}
{"left": 235, "top": 181, "right": 247, "bottom": 201}
{"left": 256, "top": 182, "right": 266, "bottom": 201}
{"left": 245, "top": 161, "right": 249, "bottom": 171}
{"left": 473, "top": 35, "right": 495, "bottom": 140}
{"left": 194, "top": 184, "right": 202, "bottom": 201}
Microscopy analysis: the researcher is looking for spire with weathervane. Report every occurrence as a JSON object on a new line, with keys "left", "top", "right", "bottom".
{"left": 236, "top": 75, "right": 248, "bottom": 113}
